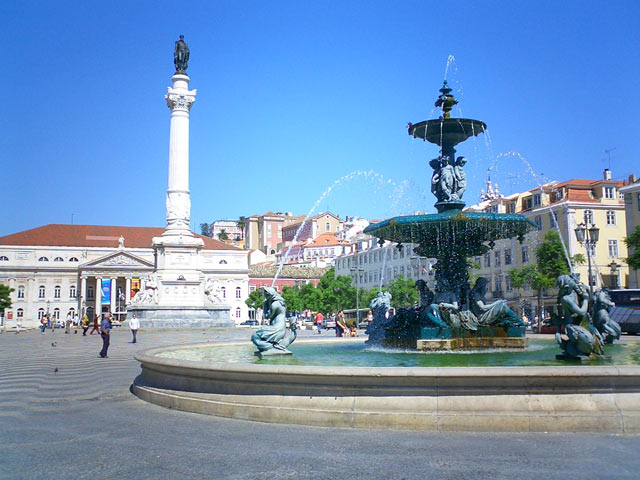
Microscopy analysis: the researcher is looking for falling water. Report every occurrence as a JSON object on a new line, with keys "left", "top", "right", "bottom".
{"left": 271, "top": 170, "right": 400, "bottom": 286}
{"left": 489, "top": 151, "right": 574, "bottom": 272}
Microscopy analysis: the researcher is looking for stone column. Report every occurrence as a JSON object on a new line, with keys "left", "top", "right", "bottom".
{"left": 125, "top": 278, "right": 131, "bottom": 305}
{"left": 161, "top": 74, "right": 197, "bottom": 239}
{"left": 95, "top": 277, "right": 102, "bottom": 316}
{"left": 110, "top": 277, "right": 117, "bottom": 313}
{"left": 80, "top": 277, "right": 87, "bottom": 316}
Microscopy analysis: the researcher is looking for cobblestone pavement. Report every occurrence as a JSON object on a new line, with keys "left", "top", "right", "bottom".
{"left": 1, "top": 328, "right": 639, "bottom": 480}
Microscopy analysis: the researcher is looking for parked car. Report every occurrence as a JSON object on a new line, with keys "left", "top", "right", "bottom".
{"left": 323, "top": 319, "right": 336, "bottom": 330}
{"left": 240, "top": 320, "right": 259, "bottom": 326}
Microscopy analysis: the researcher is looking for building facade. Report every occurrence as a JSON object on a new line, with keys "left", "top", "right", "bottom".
{"left": 244, "top": 212, "right": 304, "bottom": 255}
{"left": 620, "top": 177, "right": 640, "bottom": 288}
{"left": 0, "top": 225, "right": 251, "bottom": 328}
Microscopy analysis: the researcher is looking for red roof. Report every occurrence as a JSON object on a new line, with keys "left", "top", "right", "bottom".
{"left": 0, "top": 225, "right": 240, "bottom": 250}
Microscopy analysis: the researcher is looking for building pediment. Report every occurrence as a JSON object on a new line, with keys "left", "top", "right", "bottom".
{"left": 81, "top": 251, "right": 154, "bottom": 270}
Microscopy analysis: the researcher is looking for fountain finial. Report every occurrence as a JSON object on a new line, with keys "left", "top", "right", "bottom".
{"left": 434, "top": 80, "right": 458, "bottom": 119}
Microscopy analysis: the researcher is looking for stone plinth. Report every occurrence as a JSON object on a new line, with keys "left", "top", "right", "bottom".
{"left": 128, "top": 305, "right": 233, "bottom": 329}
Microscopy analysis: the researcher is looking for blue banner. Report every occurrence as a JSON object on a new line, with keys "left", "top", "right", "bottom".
{"left": 101, "top": 279, "right": 111, "bottom": 305}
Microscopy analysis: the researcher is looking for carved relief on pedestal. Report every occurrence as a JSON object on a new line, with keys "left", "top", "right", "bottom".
{"left": 131, "top": 274, "right": 159, "bottom": 305}
{"left": 204, "top": 278, "right": 225, "bottom": 304}
{"left": 166, "top": 191, "right": 191, "bottom": 230}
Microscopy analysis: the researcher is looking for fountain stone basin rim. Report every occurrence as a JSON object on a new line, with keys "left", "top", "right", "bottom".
{"left": 408, "top": 118, "right": 487, "bottom": 146}
{"left": 132, "top": 339, "right": 640, "bottom": 433}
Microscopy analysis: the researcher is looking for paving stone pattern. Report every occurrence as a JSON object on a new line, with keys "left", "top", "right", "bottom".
{"left": 1, "top": 328, "right": 639, "bottom": 480}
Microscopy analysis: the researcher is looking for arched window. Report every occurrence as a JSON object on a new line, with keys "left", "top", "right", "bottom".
{"left": 69, "top": 285, "right": 76, "bottom": 298}
{"left": 53, "top": 308, "right": 60, "bottom": 319}
{"left": 17, "top": 286, "right": 25, "bottom": 299}
{"left": 221, "top": 287, "right": 226, "bottom": 298}
{"left": 325, "top": 222, "right": 330, "bottom": 232}
{"left": 86, "top": 307, "right": 94, "bottom": 318}
{"left": 68, "top": 308, "right": 75, "bottom": 317}
{"left": 87, "top": 286, "right": 94, "bottom": 299}
{"left": 69, "top": 257, "right": 79, "bottom": 262}
{"left": 38, "top": 308, "right": 45, "bottom": 320}
{"left": 38, "top": 286, "right": 46, "bottom": 298}
{"left": 54, "top": 257, "right": 64, "bottom": 262}
{"left": 54, "top": 286, "right": 61, "bottom": 299}
{"left": 235, "top": 287, "right": 241, "bottom": 299}
{"left": 17, "top": 308, "right": 24, "bottom": 318}
{"left": 38, "top": 257, "right": 49, "bottom": 262}
{"left": 0, "top": 256, "right": 8, "bottom": 261}
{"left": 235, "top": 307, "right": 241, "bottom": 318}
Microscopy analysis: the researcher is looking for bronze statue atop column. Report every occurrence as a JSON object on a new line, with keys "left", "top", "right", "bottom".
{"left": 174, "top": 35, "right": 190, "bottom": 74}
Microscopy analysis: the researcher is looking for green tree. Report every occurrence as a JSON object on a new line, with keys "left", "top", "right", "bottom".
{"left": 245, "top": 288, "right": 263, "bottom": 310}
{"left": 0, "top": 285, "right": 14, "bottom": 312}
{"left": 317, "top": 268, "right": 356, "bottom": 314}
{"left": 217, "top": 229, "right": 229, "bottom": 241}
{"left": 237, "top": 216, "right": 247, "bottom": 238}
{"left": 199, "top": 223, "right": 211, "bottom": 237}
{"left": 298, "top": 282, "right": 321, "bottom": 312}
{"left": 570, "top": 254, "right": 586, "bottom": 266}
{"left": 625, "top": 225, "right": 640, "bottom": 271}
{"left": 387, "top": 277, "right": 418, "bottom": 309}
{"left": 281, "top": 285, "right": 302, "bottom": 313}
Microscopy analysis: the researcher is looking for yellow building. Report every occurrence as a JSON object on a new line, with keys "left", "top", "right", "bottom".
{"left": 467, "top": 170, "right": 632, "bottom": 314}
{"left": 619, "top": 177, "right": 640, "bottom": 288}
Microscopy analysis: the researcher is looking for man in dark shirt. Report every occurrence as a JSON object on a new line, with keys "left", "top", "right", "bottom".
{"left": 99, "top": 314, "right": 112, "bottom": 358}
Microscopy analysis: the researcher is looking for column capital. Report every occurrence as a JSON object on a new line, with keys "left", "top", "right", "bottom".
{"left": 165, "top": 90, "right": 196, "bottom": 111}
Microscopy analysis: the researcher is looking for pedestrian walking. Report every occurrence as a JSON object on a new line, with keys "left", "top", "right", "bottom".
{"left": 73, "top": 314, "right": 79, "bottom": 334}
{"left": 40, "top": 317, "right": 47, "bottom": 334}
{"left": 15, "top": 317, "right": 22, "bottom": 334}
{"left": 99, "top": 313, "right": 112, "bottom": 358}
{"left": 65, "top": 313, "right": 72, "bottom": 334}
{"left": 81, "top": 314, "right": 90, "bottom": 336}
{"left": 336, "top": 310, "right": 347, "bottom": 338}
{"left": 315, "top": 312, "right": 323, "bottom": 334}
{"left": 129, "top": 314, "right": 140, "bottom": 343}
{"left": 89, "top": 314, "right": 100, "bottom": 335}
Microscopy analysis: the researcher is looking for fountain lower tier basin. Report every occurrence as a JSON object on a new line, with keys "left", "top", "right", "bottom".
{"left": 408, "top": 118, "right": 486, "bottom": 146}
{"left": 132, "top": 339, "right": 640, "bottom": 433}
{"left": 382, "top": 326, "right": 528, "bottom": 351}
{"left": 363, "top": 212, "right": 537, "bottom": 257}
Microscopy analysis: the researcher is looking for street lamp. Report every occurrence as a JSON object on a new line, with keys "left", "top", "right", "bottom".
{"left": 350, "top": 266, "right": 365, "bottom": 327}
{"left": 574, "top": 214, "right": 600, "bottom": 300}
{"left": 608, "top": 260, "right": 620, "bottom": 289}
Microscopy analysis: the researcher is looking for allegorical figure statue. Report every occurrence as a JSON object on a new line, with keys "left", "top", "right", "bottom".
{"left": 174, "top": 35, "right": 190, "bottom": 73}
{"left": 592, "top": 288, "right": 621, "bottom": 344}
{"left": 365, "top": 291, "right": 392, "bottom": 345}
{"left": 470, "top": 277, "right": 524, "bottom": 327}
{"left": 453, "top": 156, "right": 467, "bottom": 200}
{"left": 251, "top": 287, "right": 296, "bottom": 356}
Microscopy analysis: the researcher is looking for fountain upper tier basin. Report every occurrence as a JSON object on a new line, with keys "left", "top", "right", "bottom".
{"left": 408, "top": 118, "right": 486, "bottom": 146}
{"left": 363, "top": 211, "right": 538, "bottom": 258}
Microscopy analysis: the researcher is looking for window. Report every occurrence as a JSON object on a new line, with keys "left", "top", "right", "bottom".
{"left": 0, "top": 256, "right": 8, "bottom": 261}
{"left": 369, "top": 272, "right": 374, "bottom": 283}
{"left": 637, "top": 194, "right": 640, "bottom": 213}
{"left": 359, "top": 256, "right": 363, "bottom": 265}
{"left": 606, "top": 210, "right": 616, "bottom": 225}
{"left": 69, "top": 257, "right": 79, "bottom": 262}
{"left": 495, "top": 276, "right": 503, "bottom": 293}
{"left": 363, "top": 254, "right": 367, "bottom": 264}
{"left": 38, "top": 308, "right": 45, "bottom": 320}
{"left": 399, "top": 266, "right": 405, "bottom": 277}
{"left": 522, "top": 198, "right": 532, "bottom": 211}
{"left": 521, "top": 245, "right": 529, "bottom": 264}
{"left": 533, "top": 193, "right": 541, "bottom": 206}
{"left": 69, "top": 285, "right": 76, "bottom": 299}
{"left": 484, "top": 253, "right": 491, "bottom": 268}
{"left": 38, "top": 257, "right": 49, "bottom": 262}
{"left": 494, "top": 251, "right": 501, "bottom": 267}
{"left": 534, "top": 216, "right": 542, "bottom": 230}
{"left": 506, "top": 276, "right": 512, "bottom": 292}
{"left": 54, "top": 286, "right": 61, "bottom": 299}
{"left": 235, "top": 287, "right": 241, "bottom": 299}
{"left": 54, "top": 257, "right": 64, "bottom": 262}
{"left": 235, "top": 307, "right": 241, "bottom": 318}
{"left": 393, "top": 249, "right": 398, "bottom": 259}
{"left": 584, "top": 210, "right": 594, "bottom": 224}
{"left": 604, "top": 186, "right": 615, "bottom": 199}
{"left": 393, "top": 267, "right": 398, "bottom": 278}
{"left": 504, "top": 248, "right": 512, "bottom": 265}
{"left": 39, "top": 286, "right": 45, "bottom": 298}
{"left": 249, "top": 285, "right": 256, "bottom": 292}
{"left": 549, "top": 212, "right": 557, "bottom": 228}
{"left": 507, "top": 203, "right": 515, "bottom": 214}
{"left": 53, "top": 308, "right": 60, "bottom": 320}
{"left": 17, "top": 286, "right": 25, "bottom": 299}
{"left": 87, "top": 286, "right": 94, "bottom": 300}
{"left": 325, "top": 222, "right": 330, "bottom": 232}
{"left": 17, "top": 308, "right": 23, "bottom": 318}
{"left": 490, "top": 204, "right": 499, "bottom": 213}
{"left": 221, "top": 287, "right": 226, "bottom": 298}
{"left": 608, "top": 239, "right": 618, "bottom": 258}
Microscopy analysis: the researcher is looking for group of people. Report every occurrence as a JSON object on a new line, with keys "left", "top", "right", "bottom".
{"left": 314, "top": 310, "right": 358, "bottom": 337}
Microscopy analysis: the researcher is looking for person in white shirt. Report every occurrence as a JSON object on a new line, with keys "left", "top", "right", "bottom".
{"left": 129, "top": 314, "right": 140, "bottom": 343}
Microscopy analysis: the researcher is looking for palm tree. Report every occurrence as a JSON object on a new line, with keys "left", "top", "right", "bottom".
{"left": 218, "top": 229, "right": 229, "bottom": 242}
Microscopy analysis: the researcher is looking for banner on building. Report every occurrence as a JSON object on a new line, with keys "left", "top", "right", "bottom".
{"left": 101, "top": 279, "right": 111, "bottom": 305}
{"left": 131, "top": 278, "right": 141, "bottom": 298}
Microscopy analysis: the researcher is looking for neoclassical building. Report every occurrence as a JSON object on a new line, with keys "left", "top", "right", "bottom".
{"left": 0, "top": 224, "right": 249, "bottom": 328}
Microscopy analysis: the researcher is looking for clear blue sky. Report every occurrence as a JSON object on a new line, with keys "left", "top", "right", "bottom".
{"left": 3, "top": 0, "right": 639, "bottom": 236}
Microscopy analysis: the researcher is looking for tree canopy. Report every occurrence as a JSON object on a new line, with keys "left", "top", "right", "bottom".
{"left": 625, "top": 225, "right": 640, "bottom": 271}
{"left": 0, "top": 285, "right": 14, "bottom": 312}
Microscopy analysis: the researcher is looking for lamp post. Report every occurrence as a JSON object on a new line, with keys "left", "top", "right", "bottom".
{"left": 350, "top": 267, "right": 365, "bottom": 327}
{"left": 574, "top": 214, "right": 600, "bottom": 300}
{"left": 608, "top": 260, "right": 620, "bottom": 289}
